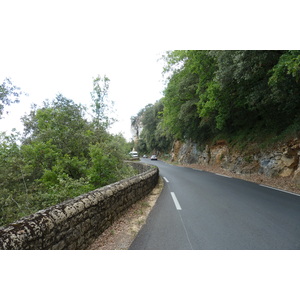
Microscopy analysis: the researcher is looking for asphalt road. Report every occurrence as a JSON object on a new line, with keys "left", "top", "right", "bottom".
{"left": 129, "top": 159, "right": 300, "bottom": 250}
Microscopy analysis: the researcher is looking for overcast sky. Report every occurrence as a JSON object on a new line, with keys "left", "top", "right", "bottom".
{"left": 1, "top": 0, "right": 297, "bottom": 141}
{"left": 0, "top": 1, "right": 170, "bottom": 140}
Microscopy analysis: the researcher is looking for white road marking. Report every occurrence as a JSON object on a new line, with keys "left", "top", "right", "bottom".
{"left": 163, "top": 177, "right": 169, "bottom": 183}
{"left": 215, "top": 173, "right": 232, "bottom": 178}
{"left": 260, "top": 184, "right": 300, "bottom": 197}
{"left": 171, "top": 192, "right": 182, "bottom": 210}
{"left": 170, "top": 192, "right": 192, "bottom": 248}
{"left": 178, "top": 212, "right": 193, "bottom": 249}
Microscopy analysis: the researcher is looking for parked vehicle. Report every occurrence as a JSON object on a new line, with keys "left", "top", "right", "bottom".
{"left": 129, "top": 151, "right": 138, "bottom": 158}
{"left": 150, "top": 155, "right": 157, "bottom": 160}
{"left": 143, "top": 155, "right": 148, "bottom": 158}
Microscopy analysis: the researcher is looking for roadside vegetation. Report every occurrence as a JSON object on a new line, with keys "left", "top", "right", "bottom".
{"left": 131, "top": 50, "right": 300, "bottom": 154}
{"left": 0, "top": 76, "right": 135, "bottom": 227}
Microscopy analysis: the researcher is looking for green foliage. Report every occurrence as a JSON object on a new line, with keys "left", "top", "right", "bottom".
{"left": 267, "top": 50, "right": 300, "bottom": 130}
{"left": 0, "top": 78, "right": 23, "bottom": 118}
{"left": 21, "top": 141, "right": 60, "bottom": 180}
{"left": 133, "top": 50, "right": 300, "bottom": 156}
{"left": 163, "top": 51, "right": 219, "bottom": 138}
{"left": 0, "top": 77, "right": 136, "bottom": 227}
{"left": 0, "top": 131, "right": 32, "bottom": 225}
{"left": 135, "top": 100, "right": 172, "bottom": 154}
{"left": 90, "top": 75, "right": 114, "bottom": 129}
{"left": 269, "top": 50, "right": 300, "bottom": 84}
{"left": 22, "top": 95, "right": 91, "bottom": 157}
{"left": 88, "top": 143, "right": 118, "bottom": 187}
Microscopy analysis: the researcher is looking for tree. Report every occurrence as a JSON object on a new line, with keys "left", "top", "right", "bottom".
{"left": 0, "top": 78, "right": 22, "bottom": 118}
{"left": 161, "top": 50, "right": 297, "bottom": 140}
{"left": 135, "top": 100, "right": 172, "bottom": 154}
{"left": 90, "top": 75, "right": 114, "bottom": 129}
{"left": 269, "top": 50, "right": 300, "bottom": 83}
{"left": 208, "top": 50, "right": 288, "bottom": 131}
{"left": 0, "top": 131, "right": 32, "bottom": 225}
{"left": 22, "top": 94, "right": 91, "bottom": 157}
{"left": 84, "top": 133, "right": 135, "bottom": 187}
{"left": 268, "top": 50, "right": 300, "bottom": 130}
{"left": 131, "top": 107, "right": 146, "bottom": 140}
{"left": 161, "top": 50, "right": 219, "bottom": 140}
{"left": 162, "top": 70, "right": 202, "bottom": 140}
{"left": 0, "top": 78, "right": 135, "bottom": 227}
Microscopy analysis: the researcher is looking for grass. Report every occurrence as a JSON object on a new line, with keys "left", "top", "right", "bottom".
{"left": 141, "top": 202, "right": 150, "bottom": 208}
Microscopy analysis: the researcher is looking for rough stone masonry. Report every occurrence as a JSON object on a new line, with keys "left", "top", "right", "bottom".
{"left": 0, "top": 162, "right": 159, "bottom": 250}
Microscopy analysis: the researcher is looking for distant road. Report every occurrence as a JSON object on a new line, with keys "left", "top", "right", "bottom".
{"left": 130, "top": 159, "right": 300, "bottom": 250}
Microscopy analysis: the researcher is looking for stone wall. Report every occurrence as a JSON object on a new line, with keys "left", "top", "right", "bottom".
{"left": 0, "top": 162, "right": 159, "bottom": 250}
{"left": 171, "top": 139, "right": 300, "bottom": 185}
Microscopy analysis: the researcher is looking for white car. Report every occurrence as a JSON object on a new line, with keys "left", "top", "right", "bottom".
{"left": 150, "top": 155, "right": 157, "bottom": 160}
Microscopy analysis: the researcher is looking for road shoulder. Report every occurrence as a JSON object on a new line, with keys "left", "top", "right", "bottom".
{"left": 178, "top": 162, "right": 300, "bottom": 195}
{"left": 87, "top": 176, "right": 164, "bottom": 250}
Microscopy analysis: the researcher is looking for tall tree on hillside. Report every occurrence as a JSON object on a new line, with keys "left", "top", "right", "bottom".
{"left": 268, "top": 50, "right": 300, "bottom": 129}
{"left": 162, "top": 50, "right": 217, "bottom": 141}
{"left": 207, "top": 50, "right": 286, "bottom": 130}
{"left": 161, "top": 50, "right": 299, "bottom": 140}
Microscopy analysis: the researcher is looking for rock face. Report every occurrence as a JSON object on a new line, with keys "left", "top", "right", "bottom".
{"left": 171, "top": 138, "right": 300, "bottom": 185}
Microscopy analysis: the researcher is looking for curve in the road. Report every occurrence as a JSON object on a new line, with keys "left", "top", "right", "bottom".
{"left": 130, "top": 159, "right": 300, "bottom": 250}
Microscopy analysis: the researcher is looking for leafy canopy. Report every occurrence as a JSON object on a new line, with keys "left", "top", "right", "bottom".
{"left": 0, "top": 76, "right": 135, "bottom": 227}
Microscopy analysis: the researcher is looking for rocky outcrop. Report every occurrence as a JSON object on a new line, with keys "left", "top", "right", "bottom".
{"left": 258, "top": 149, "right": 298, "bottom": 178}
{"left": 171, "top": 138, "right": 300, "bottom": 186}
{"left": 172, "top": 140, "right": 200, "bottom": 164}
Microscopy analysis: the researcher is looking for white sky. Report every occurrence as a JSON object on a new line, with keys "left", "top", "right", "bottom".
{"left": 1, "top": 0, "right": 298, "bottom": 141}
{"left": 0, "top": 0, "right": 169, "bottom": 140}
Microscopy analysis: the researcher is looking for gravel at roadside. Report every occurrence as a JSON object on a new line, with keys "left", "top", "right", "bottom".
{"left": 87, "top": 176, "right": 164, "bottom": 250}
{"left": 181, "top": 162, "right": 300, "bottom": 195}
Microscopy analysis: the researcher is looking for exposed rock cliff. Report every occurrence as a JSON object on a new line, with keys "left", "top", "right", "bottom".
{"left": 171, "top": 138, "right": 300, "bottom": 186}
